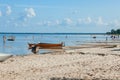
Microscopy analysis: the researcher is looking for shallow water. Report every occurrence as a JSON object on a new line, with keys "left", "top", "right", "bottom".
{"left": 0, "top": 33, "right": 110, "bottom": 55}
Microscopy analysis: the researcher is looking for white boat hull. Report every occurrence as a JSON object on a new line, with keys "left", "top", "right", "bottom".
{"left": 0, "top": 53, "right": 13, "bottom": 62}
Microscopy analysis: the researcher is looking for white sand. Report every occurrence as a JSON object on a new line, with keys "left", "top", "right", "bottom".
{"left": 0, "top": 43, "right": 120, "bottom": 80}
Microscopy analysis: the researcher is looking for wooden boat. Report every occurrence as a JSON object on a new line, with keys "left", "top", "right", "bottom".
{"left": 28, "top": 42, "right": 64, "bottom": 49}
{"left": 0, "top": 53, "right": 13, "bottom": 62}
{"left": 28, "top": 42, "right": 64, "bottom": 53}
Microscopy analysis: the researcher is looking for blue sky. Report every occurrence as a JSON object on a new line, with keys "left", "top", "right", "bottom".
{"left": 0, "top": 0, "right": 120, "bottom": 33}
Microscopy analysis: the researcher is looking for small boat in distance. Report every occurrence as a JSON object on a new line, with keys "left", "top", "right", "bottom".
{"left": 28, "top": 42, "right": 64, "bottom": 53}
{"left": 7, "top": 36, "right": 15, "bottom": 41}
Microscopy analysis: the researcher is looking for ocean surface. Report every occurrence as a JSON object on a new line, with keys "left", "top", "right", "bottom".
{"left": 0, "top": 33, "right": 110, "bottom": 55}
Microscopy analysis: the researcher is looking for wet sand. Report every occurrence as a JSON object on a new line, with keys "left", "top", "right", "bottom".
{"left": 0, "top": 42, "right": 120, "bottom": 80}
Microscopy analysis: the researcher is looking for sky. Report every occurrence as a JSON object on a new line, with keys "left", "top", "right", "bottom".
{"left": 0, "top": 0, "right": 120, "bottom": 33}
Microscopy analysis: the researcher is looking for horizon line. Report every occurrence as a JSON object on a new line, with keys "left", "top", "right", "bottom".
{"left": 0, "top": 32, "right": 106, "bottom": 35}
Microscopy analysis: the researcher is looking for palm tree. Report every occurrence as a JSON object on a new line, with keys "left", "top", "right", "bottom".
{"left": 111, "top": 29, "right": 116, "bottom": 34}
{"left": 116, "top": 29, "right": 120, "bottom": 34}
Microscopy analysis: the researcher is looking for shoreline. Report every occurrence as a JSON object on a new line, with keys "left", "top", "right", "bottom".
{"left": 0, "top": 42, "right": 120, "bottom": 80}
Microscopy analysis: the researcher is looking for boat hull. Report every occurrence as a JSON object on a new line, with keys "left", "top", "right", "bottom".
{"left": 0, "top": 53, "right": 13, "bottom": 62}
{"left": 28, "top": 42, "right": 64, "bottom": 49}
{"left": 7, "top": 36, "right": 15, "bottom": 41}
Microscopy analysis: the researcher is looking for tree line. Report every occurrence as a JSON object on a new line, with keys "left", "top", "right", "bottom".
{"left": 106, "top": 29, "right": 120, "bottom": 34}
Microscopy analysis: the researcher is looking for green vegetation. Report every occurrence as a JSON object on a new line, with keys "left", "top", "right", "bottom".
{"left": 106, "top": 29, "right": 120, "bottom": 34}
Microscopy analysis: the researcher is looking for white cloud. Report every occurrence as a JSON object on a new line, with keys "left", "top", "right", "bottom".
{"left": 18, "top": 8, "right": 36, "bottom": 22}
{"left": 45, "top": 21, "right": 52, "bottom": 26}
{"left": 63, "top": 18, "right": 73, "bottom": 25}
{"left": 0, "top": 11, "right": 2, "bottom": 16}
{"left": 6, "top": 6, "right": 12, "bottom": 15}
{"left": 94, "top": 17, "right": 111, "bottom": 26}
{"left": 96, "top": 17, "right": 104, "bottom": 25}
{"left": 54, "top": 20, "right": 60, "bottom": 25}
{"left": 114, "top": 20, "right": 120, "bottom": 27}
{"left": 77, "top": 17, "right": 92, "bottom": 25}
{"left": 87, "top": 17, "right": 92, "bottom": 23}
{"left": 36, "top": 22, "right": 42, "bottom": 25}
{"left": 38, "top": 21, "right": 52, "bottom": 26}
{"left": 84, "top": 17, "right": 92, "bottom": 24}
{"left": 36, "top": 20, "right": 61, "bottom": 27}
{"left": 25, "top": 8, "right": 36, "bottom": 18}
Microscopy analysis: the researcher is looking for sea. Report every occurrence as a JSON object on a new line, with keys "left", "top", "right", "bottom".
{"left": 0, "top": 33, "right": 110, "bottom": 55}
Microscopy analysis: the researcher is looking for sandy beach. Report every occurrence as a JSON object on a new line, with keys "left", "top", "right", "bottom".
{"left": 0, "top": 42, "right": 120, "bottom": 80}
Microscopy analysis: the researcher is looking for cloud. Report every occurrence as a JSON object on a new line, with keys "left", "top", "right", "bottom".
{"left": 62, "top": 18, "right": 73, "bottom": 25}
{"left": 87, "top": 17, "right": 92, "bottom": 23}
{"left": 76, "top": 18, "right": 83, "bottom": 25}
{"left": 6, "top": 6, "right": 12, "bottom": 15}
{"left": 36, "top": 20, "right": 61, "bottom": 27}
{"left": 54, "top": 20, "right": 60, "bottom": 25}
{"left": 76, "top": 17, "right": 112, "bottom": 27}
{"left": 36, "top": 19, "right": 74, "bottom": 27}
{"left": 0, "top": 11, "right": 2, "bottom": 16}
{"left": 94, "top": 17, "right": 111, "bottom": 26}
{"left": 36, "top": 21, "right": 52, "bottom": 26}
{"left": 84, "top": 17, "right": 92, "bottom": 24}
{"left": 96, "top": 17, "right": 104, "bottom": 25}
{"left": 32, "top": 17, "right": 120, "bottom": 28}
{"left": 36, "top": 17, "right": 120, "bottom": 29}
{"left": 76, "top": 17, "right": 92, "bottom": 25}
{"left": 0, "top": 5, "right": 12, "bottom": 16}
{"left": 25, "top": 8, "right": 36, "bottom": 18}
{"left": 17, "top": 8, "right": 36, "bottom": 22}
{"left": 44, "top": 21, "right": 52, "bottom": 26}
{"left": 114, "top": 19, "right": 120, "bottom": 27}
